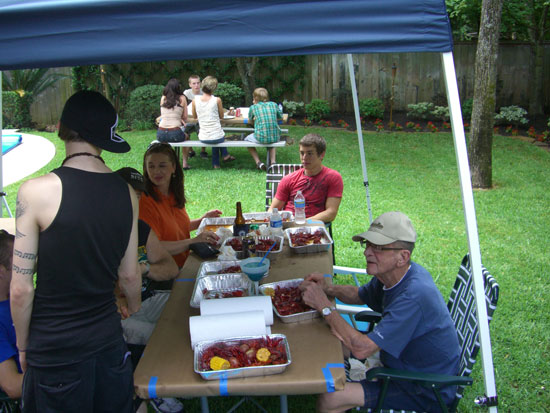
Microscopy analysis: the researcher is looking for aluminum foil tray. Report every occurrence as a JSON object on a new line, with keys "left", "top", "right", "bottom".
{"left": 196, "top": 260, "right": 243, "bottom": 278}
{"left": 259, "top": 279, "right": 319, "bottom": 323}
{"left": 284, "top": 226, "right": 333, "bottom": 254}
{"left": 221, "top": 236, "right": 249, "bottom": 260}
{"left": 197, "top": 217, "right": 235, "bottom": 235}
{"left": 243, "top": 211, "right": 294, "bottom": 224}
{"left": 194, "top": 334, "right": 291, "bottom": 380}
{"left": 190, "top": 272, "right": 252, "bottom": 308}
{"left": 255, "top": 235, "right": 284, "bottom": 259}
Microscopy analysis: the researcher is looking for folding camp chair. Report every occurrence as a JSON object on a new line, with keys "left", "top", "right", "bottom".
{"left": 265, "top": 163, "right": 335, "bottom": 264}
{"left": 352, "top": 254, "right": 499, "bottom": 413}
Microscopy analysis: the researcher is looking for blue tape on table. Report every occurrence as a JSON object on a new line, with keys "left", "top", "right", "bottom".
{"left": 243, "top": 118, "right": 248, "bottom": 124}
{"left": 323, "top": 274, "right": 333, "bottom": 278}
{"left": 219, "top": 373, "right": 229, "bottom": 396}
{"left": 148, "top": 376, "right": 158, "bottom": 399}
{"left": 175, "top": 278, "right": 195, "bottom": 282}
{"left": 322, "top": 363, "right": 345, "bottom": 393}
{"left": 306, "top": 219, "right": 324, "bottom": 225}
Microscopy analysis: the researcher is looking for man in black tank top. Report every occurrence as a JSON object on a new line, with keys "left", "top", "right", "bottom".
{"left": 10, "top": 91, "right": 141, "bottom": 413}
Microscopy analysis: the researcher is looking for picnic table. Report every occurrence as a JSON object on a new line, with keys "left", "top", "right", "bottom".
{"left": 170, "top": 110, "right": 290, "bottom": 167}
{"left": 133, "top": 226, "right": 345, "bottom": 413}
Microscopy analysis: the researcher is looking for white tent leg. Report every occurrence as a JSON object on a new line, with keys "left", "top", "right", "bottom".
{"left": 347, "top": 54, "right": 373, "bottom": 224}
{"left": 441, "top": 52, "right": 498, "bottom": 411}
{"left": 0, "top": 72, "right": 4, "bottom": 218}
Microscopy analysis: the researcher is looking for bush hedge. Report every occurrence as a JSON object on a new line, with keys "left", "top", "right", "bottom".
{"left": 1, "top": 91, "right": 34, "bottom": 129}
{"left": 124, "top": 85, "right": 164, "bottom": 130}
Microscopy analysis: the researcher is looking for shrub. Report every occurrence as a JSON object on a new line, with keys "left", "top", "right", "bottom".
{"left": 125, "top": 84, "right": 163, "bottom": 130}
{"left": 215, "top": 82, "right": 244, "bottom": 108}
{"left": 282, "top": 100, "right": 305, "bottom": 117}
{"left": 1, "top": 91, "right": 33, "bottom": 128}
{"left": 547, "top": 117, "right": 550, "bottom": 129}
{"left": 305, "top": 99, "right": 330, "bottom": 122}
{"left": 359, "top": 98, "right": 384, "bottom": 119}
{"left": 407, "top": 102, "right": 434, "bottom": 120}
{"left": 494, "top": 105, "right": 528, "bottom": 126}
{"left": 431, "top": 105, "right": 450, "bottom": 121}
{"left": 462, "top": 98, "right": 473, "bottom": 121}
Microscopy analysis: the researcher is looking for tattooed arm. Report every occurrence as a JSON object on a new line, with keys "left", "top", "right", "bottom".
{"left": 9, "top": 177, "right": 57, "bottom": 371}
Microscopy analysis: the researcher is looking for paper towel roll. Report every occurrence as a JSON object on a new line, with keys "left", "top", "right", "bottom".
{"left": 200, "top": 295, "right": 273, "bottom": 325}
{"left": 189, "top": 310, "right": 268, "bottom": 349}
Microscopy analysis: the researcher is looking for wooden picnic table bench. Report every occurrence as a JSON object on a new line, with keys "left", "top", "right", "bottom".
{"left": 166, "top": 138, "right": 288, "bottom": 168}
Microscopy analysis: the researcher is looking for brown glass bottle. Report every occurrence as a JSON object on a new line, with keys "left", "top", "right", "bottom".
{"left": 233, "top": 202, "right": 249, "bottom": 236}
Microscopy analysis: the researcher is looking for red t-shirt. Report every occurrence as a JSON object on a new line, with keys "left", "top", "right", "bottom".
{"left": 274, "top": 166, "right": 343, "bottom": 217}
{"left": 139, "top": 189, "right": 191, "bottom": 268}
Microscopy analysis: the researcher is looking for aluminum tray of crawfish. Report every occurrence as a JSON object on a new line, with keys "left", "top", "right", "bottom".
{"left": 190, "top": 272, "right": 252, "bottom": 308}
{"left": 196, "top": 260, "right": 243, "bottom": 278}
{"left": 284, "top": 226, "right": 333, "bottom": 254}
{"left": 194, "top": 334, "right": 291, "bottom": 380}
{"left": 259, "top": 278, "right": 319, "bottom": 323}
{"left": 254, "top": 235, "right": 284, "bottom": 260}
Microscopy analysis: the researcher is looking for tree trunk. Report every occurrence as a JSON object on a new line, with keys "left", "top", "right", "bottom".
{"left": 236, "top": 57, "right": 258, "bottom": 106}
{"left": 468, "top": 0, "right": 503, "bottom": 189}
{"left": 527, "top": 3, "right": 548, "bottom": 116}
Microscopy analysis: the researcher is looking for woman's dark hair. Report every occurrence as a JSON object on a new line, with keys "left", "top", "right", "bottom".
{"left": 0, "top": 230, "right": 14, "bottom": 270}
{"left": 143, "top": 142, "right": 186, "bottom": 208}
{"left": 162, "top": 78, "right": 184, "bottom": 109}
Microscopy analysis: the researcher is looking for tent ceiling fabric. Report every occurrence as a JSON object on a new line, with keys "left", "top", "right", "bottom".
{"left": 0, "top": 0, "right": 452, "bottom": 70}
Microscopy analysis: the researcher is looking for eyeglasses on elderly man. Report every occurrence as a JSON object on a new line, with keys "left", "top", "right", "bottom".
{"left": 359, "top": 239, "right": 404, "bottom": 252}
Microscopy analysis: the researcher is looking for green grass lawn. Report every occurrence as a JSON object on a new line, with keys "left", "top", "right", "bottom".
{"left": 4, "top": 126, "right": 549, "bottom": 412}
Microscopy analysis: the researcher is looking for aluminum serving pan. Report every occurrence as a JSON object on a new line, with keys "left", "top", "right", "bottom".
{"left": 197, "top": 212, "right": 293, "bottom": 235}
{"left": 255, "top": 235, "right": 284, "bottom": 260}
{"left": 196, "top": 260, "right": 243, "bottom": 278}
{"left": 190, "top": 272, "right": 252, "bottom": 308}
{"left": 194, "top": 334, "right": 291, "bottom": 380}
{"left": 197, "top": 217, "right": 235, "bottom": 235}
{"left": 220, "top": 236, "right": 249, "bottom": 260}
{"left": 259, "top": 278, "right": 319, "bottom": 323}
{"left": 243, "top": 211, "right": 294, "bottom": 224}
{"left": 284, "top": 226, "right": 333, "bottom": 254}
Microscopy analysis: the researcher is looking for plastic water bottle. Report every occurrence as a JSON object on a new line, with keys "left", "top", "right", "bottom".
{"left": 270, "top": 208, "right": 283, "bottom": 235}
{"left": 294, "top": 190, "right": 306, "bottom": 224}
{"left": 278, "top": 103, "right": 283, "bottom": 113}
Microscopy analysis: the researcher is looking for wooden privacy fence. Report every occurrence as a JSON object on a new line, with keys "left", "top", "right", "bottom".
{"left": 29, "top": 44, "right": 549, "bottom": 126}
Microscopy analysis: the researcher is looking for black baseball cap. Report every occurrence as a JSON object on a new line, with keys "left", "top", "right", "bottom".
{"left": 116, "top": 167, "right": 145, "bottom": 192}
{"left": 60, "top": 90, "right": 130, "bottom": 153}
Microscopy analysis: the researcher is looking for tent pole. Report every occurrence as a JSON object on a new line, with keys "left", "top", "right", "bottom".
{"left": 0, "top": 72, "right": 4, "bottom": 218}
{"left": 441, "top": 52, "right": 498, "bottom": 412}
{"left": 346, "top": 54, "right": 372, "bottom": 223}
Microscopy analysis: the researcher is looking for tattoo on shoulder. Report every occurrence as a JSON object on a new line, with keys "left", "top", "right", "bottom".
{"left": 14, "top": 249, "right": 36, "bottom": 260}
{"left": 15, "top": 196, "right": 27, "bottom": 219}
{"left": 15, "top": 229, "right": 26, "bottom": 239}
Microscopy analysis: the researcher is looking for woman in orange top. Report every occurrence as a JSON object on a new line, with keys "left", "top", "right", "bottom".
{"left": 139, "top": 142, "right": 221, "bottom": 267}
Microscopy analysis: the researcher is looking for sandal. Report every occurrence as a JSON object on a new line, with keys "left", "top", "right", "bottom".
{"left": 223, "top": 155, "right": 236, "bottom": 163}
{"left": 213, "top": 165, "right": 221, "bottom": 169}
{"left": 256, "top": 161, "right": 267, "bottom": 171}
{"left": 182, "top": 166, "right": 191, "bottom": 170}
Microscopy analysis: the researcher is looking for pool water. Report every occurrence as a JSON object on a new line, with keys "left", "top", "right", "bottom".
{"left": 2, "top": 134, "right": 22, "bottom": 155}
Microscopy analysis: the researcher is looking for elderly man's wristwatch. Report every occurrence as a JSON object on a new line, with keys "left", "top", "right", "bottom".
{"left": 321, "top": 306, "right": 336, "bottom": 317}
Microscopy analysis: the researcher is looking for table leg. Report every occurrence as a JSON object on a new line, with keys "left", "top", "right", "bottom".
{"left": 200, "top": 396, "right": 209, "bottom": 413}
{"left": 280, "top": 395, "right": 288, "bottom": 413}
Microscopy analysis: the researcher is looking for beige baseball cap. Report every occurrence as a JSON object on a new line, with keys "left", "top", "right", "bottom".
{"left": 352, "top": 211, "right": 417, "bottom": 245}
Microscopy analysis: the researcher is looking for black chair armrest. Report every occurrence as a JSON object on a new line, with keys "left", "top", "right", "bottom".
{"left": 354, "top": 310, "right": 382, "bottom": 324}
{"left": 365, "top": 366, "right": 473, "bottom": 389}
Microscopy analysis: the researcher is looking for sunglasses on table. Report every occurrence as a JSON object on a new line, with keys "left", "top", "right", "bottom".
{"left": 359, "top": 240, "right": 403, "bottom": 252}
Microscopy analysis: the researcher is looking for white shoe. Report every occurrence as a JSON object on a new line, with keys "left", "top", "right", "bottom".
{"left": 150, "top": 397, "right": 184, "bottom": 413}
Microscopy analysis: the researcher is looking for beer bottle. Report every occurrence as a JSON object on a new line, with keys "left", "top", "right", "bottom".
{"left": 233, "top": 202, "right": 249, "bottom": 236}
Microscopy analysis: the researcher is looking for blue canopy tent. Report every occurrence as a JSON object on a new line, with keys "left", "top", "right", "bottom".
{"left": 0, "top": 0, "right": 497, "bottom": 410}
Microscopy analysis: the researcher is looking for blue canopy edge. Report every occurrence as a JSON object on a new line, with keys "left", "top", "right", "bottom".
{"left": 0, "top": 0, "right": 453, "bottom": 70}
